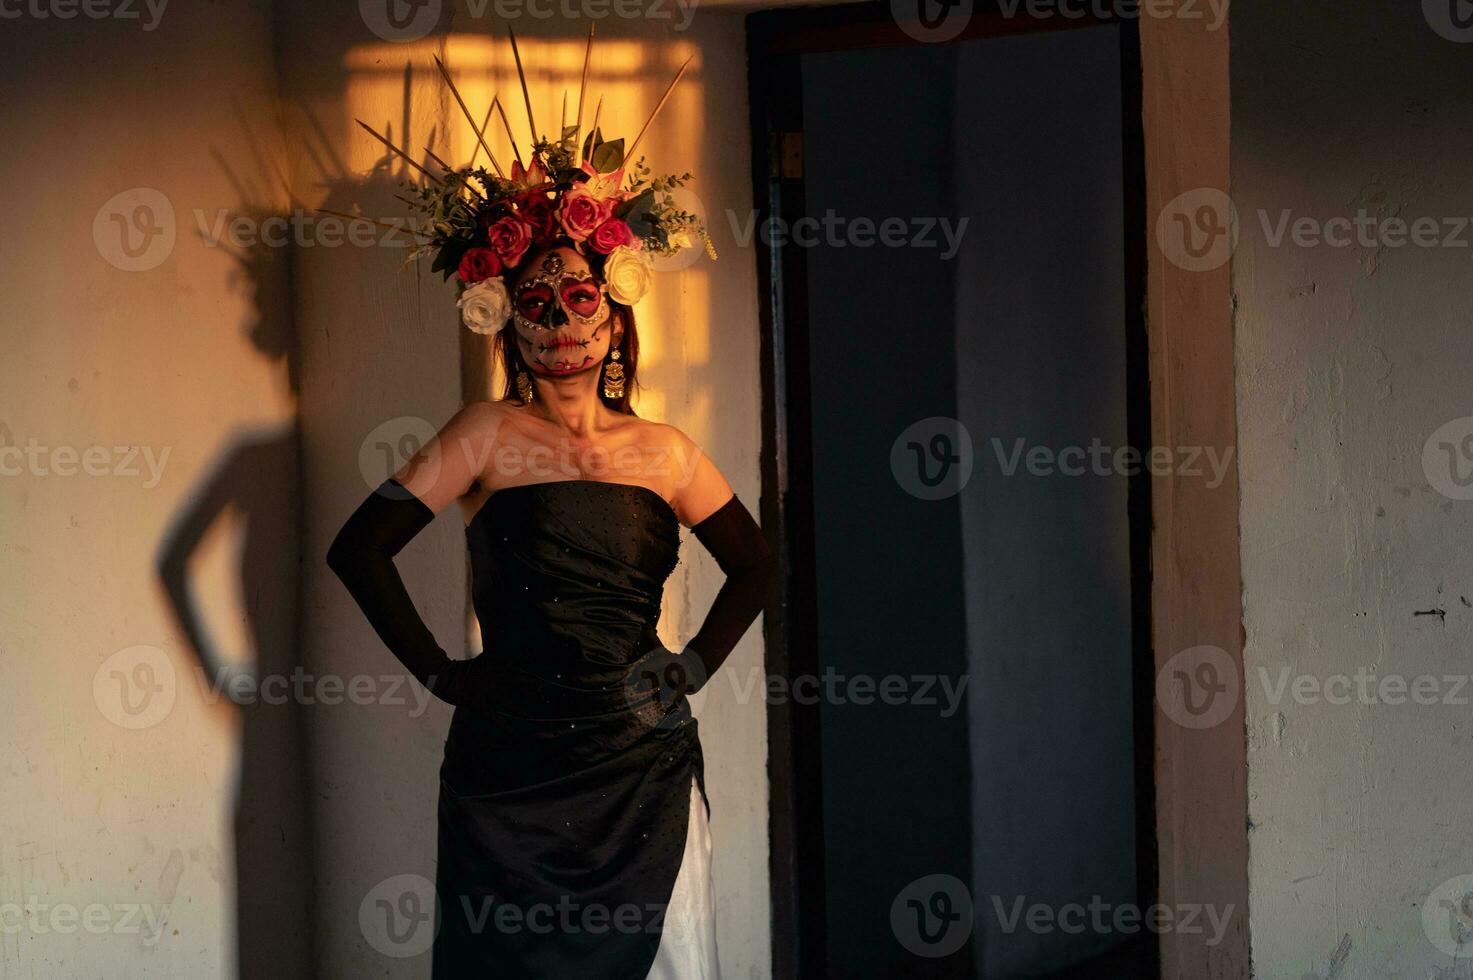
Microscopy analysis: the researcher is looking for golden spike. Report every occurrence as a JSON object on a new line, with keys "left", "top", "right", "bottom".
{"left": 469, "top": 97, "right": 496, "bottom": 168}
{"left": 625, "top": 56, "right": 692, "bottom": 164}
{"left": 574, "top": 24, "right": 595, "bottom": 166}
{"left": 423, "top": 144, "right": 486, "bottom": 199}
{"left": 585, "top": 96, "right": 603, "bottom": 164}
{"left": 423, "top": 145, "right": 454, "bottom": 173}
{"left": 315, "top": 209, "right": 429, "bottom": 240}
{"left": 507, "top": 27, "right": 538, "bottom": 145}
{"left": 495, "top": 97, "right": 524, "bottom": 170}
{"left": 355, "top": 120, "right": 439, "bottom": 183}
{"left": 432, "top": 55, "right": 505, "bottom": 177}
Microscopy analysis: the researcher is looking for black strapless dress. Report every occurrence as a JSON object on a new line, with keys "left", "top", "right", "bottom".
{"left": 432, "top": 480, "right": 706, "bottom": 978}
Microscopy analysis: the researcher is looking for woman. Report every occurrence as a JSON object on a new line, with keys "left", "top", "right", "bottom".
{"left": 325, "top": 239, "right": 774, "bottom": 977}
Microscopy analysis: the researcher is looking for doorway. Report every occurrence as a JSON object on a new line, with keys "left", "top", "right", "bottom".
{"left": 748, "top": 5, "right": 1155, "bottom": 977}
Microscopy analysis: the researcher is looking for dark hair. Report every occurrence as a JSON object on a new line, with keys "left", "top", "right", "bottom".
{"left": 495, "top": 299, "right": 640, "bottom": 415}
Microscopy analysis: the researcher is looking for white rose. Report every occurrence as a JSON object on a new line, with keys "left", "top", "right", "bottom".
{"left": 457, "top": 278, "right": 511, "bottom": 335}
{"left": 603, "top": 245, "right": 655, "bottom": 306}
{"left": 668, "top": 230, "right": 693, "bottom": 250}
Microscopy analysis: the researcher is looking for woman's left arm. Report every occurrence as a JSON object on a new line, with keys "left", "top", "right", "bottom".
{"left": 668, "top": 431, "right": 778, "bottom": 693}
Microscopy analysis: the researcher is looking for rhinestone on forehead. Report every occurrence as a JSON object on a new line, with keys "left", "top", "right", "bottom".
{"left": 516, "top": 251, "right": 598, "bottom": 295}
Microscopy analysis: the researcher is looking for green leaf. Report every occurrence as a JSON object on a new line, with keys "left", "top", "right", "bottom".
{"left": 615, "top": 187, "right": 655, "bottom": 225}
{"left": 590, "top": 137, "right": 624, "bottom": 174}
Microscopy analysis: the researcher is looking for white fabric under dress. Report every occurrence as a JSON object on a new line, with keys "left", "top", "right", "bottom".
{"left": 646, "top": 775, "right": 720, "bottom": 979}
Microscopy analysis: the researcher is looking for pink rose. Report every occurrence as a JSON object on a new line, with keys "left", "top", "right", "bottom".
{"left": 485, "top": 215, "right": 532, "bottom": 268}
{"left": 456, "top": 246, "right": 502, "bottom": 284}
{"left": 589, "top": 218, "right": 635, "bottom": 255}
{"left": 557, "top": 185, "right": 615, "bottom": 243}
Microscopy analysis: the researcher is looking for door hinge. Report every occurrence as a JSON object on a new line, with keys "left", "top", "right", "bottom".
{"left": 776, "top": 131, "right": 803, "bottom": 179}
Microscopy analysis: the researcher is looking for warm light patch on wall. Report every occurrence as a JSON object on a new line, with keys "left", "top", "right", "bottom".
{"left": 341, "top": 35, "right": 714, "bottom": 420}
{"left": 342, "top": 37, "right": 700, "bottom": 175}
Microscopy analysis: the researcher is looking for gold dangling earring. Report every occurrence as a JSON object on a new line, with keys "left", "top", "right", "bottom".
{"left": 602, "top": 345, "right": 625, "bottom": 400}
{"left": 516, "top": 369, "right": 534, "bottom": 404}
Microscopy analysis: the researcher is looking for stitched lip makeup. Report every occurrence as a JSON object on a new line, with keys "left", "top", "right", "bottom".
{"left": 536, "top": 355, "right": 596, "bottom": 376}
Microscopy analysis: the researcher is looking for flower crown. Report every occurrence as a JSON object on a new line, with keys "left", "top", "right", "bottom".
{"left": 344, "top": 28, "right": 713, "bottom": 337}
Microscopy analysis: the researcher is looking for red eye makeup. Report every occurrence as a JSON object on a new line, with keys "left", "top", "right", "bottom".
{"left": 513, "top": 274, "right": 608, "bottom": 328}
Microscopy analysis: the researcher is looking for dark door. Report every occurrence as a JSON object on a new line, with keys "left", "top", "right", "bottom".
{"left": 749, "top": 6, "right": 1156, "bottom": 978}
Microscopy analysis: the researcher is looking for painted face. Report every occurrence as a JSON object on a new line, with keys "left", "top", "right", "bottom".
{"left": 510, "top": 247, "right": 616, "bottom": 377}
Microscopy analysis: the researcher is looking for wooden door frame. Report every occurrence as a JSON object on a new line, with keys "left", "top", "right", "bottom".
{"left": 746, "top": 4, "right": 1247, "bottom": 978}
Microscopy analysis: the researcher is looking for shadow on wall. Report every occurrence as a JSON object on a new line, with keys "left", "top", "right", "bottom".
{"left": 153, "top": 210, "right": 312, "bottom": 975}
{"left": 152, "top": 98, "right": 423, "bottom": 978}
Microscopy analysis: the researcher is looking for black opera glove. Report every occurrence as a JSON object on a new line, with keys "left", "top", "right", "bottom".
{"left": 641, "top": 494, "right": 777, "bottom": 702}
{"left": 326, "top": 478, "right": 500, "bottom": 711}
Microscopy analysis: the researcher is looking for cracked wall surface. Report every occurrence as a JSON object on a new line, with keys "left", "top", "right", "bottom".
{"left": 1233, "top": 2, "right": 1473, "bottom": 975}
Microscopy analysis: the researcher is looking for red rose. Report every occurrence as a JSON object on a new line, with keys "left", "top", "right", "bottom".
{"left": 557, "top": 186, "right": 615, "bottom": 243}
{"left": 475, "top": 208, "right": 500, "bottom": 235}
{"left": 589, "top": 218, "right": 635, "bottom": 255}
{"left": 516, "top": 195, "right": 559, "bottom": 245}
{"left": 485, "top": 215, "right": 532, "bottom": 268}
{"left": 456, "top": 246, "right": 502, "bottom": 284}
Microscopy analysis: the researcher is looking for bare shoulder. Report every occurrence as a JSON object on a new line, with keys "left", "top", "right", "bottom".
{"left": 626, "top": 418, "right": 707, "bottom": 476}
{"left": 625, "top": 417, "right": 698, "bottom": 451}
{"left": 446, "top": 399, "right": 524, "bottom": 444}
{"left": 458, "top": 398, "right": 519, "bottom": 427}
{"left": 632, "top": 420, "right": 733, "bottom": 527}
{"left": 391, "top": 400, "right": 517, "bottom": 514}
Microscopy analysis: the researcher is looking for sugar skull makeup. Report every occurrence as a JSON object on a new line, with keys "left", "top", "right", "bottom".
{"left": 510, "top": 248, "right": 616, "bottom": 376}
